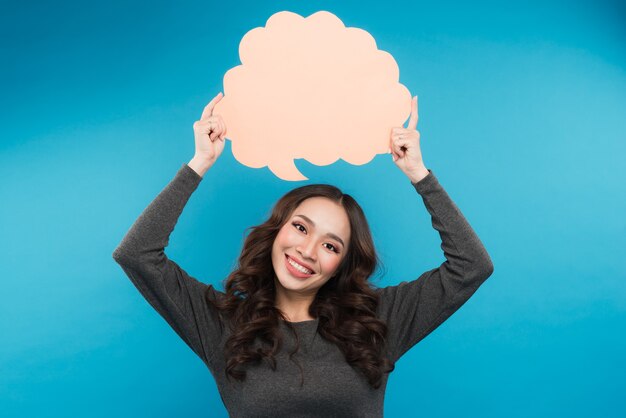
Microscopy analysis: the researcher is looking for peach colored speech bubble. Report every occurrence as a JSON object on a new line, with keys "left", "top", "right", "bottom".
{"left": 213, "top": 10, "right": 412, "bottom": 181}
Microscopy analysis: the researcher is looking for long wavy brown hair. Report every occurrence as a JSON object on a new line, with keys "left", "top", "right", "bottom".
{"left": 204, "top": 184, "right": 395, "bottom": 389}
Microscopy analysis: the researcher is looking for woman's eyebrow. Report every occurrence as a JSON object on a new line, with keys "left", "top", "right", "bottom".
{"left": 294, "top": 214, "right": 345, "bottom": 247}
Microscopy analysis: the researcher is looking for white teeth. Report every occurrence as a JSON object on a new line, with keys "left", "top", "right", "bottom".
{"left": 288, "top": 257, "right": 313, "bottom": 274}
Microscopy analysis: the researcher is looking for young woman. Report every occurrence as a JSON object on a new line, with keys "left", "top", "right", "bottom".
{"left": 113, "top": 92, "right": 494, "bottom": 417}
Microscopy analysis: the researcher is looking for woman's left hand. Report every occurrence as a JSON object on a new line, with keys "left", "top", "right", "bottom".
{"left": 390, "top": 95, "right": 429, "bottom": 183}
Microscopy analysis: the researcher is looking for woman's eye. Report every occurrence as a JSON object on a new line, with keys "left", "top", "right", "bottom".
{"left": 325, "top": 243, "right": 339, "bottom": 253}
{"left": 292, "top": 222, "right": 306, "bottom": 233}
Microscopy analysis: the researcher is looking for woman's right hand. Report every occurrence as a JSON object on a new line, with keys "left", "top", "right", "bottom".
{"left": 192, "top": 92, "right": 227, "bottom": 166}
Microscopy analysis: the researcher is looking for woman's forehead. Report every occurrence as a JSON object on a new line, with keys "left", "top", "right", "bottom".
{"left": 294, "top": 197, "right": 345, "bottom": 217}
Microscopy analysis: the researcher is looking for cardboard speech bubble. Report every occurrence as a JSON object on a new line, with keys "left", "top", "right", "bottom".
{"left": 213, "top": 10, "right": 412, "bottom": 181}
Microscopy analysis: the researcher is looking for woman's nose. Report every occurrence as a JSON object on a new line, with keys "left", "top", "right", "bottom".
{"left": 297, "top": 240, "right": 316, "bottom": 261}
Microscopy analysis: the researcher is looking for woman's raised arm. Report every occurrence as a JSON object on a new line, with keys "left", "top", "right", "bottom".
{"left": 112, "top": 93, "right": 229, "bottom": 367}
{"left": 378, "top": 95, "right": 494, "bottom": 362}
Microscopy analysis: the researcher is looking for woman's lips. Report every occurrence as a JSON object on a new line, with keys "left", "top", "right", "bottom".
{"left": 285, "top": 254, "right": 315, "bottom": 278}
{"left": 286, "top": 254, "right": 315, "bottom": 272}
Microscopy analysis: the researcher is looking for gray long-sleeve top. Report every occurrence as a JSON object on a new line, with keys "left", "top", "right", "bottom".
{"left": 112, "top": 163, "right": 494, "bottom": 417}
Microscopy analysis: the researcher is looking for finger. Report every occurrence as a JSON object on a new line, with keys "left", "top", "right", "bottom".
{"left": 389, "top": 138, "right": 400, "bottom": 161}
{"left": 205, "top": 119, "right": 215, "bottom": 134}
{"left": 393, "top": 130, "right": 417, "bottom": 144}
{"left": 407, "top": 96, "right": 418, "bottom": 130}
{"left": 208, "top": 117, "right": 219, "bottom": 134}
{"left": 201, "top": 92, "right": 223, "bottom": 120}
{"left": 390, "top": 130, "right": 409, "bottom": 158}
{"left": 194, "top": 120, "right": 210, "bottom": 135}
{"left": 218, "top": 117, "right": 226, "bottom": 140}
{"left": 216, "top": 119, "right": 224, "bottom": 139}
{"left": 390, "top": 138, "right": 403, "bottom": 157}
{"left": 207, "top": 119, "right": 219, "bottom": 141}
{"left": 392, "top": 137, "right": 412, "bottom": 157}
{"left": 211, "top": 117, "right": 222, "bottom": 135}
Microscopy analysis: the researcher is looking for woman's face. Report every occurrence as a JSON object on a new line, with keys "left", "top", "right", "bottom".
{"left": 271, "top": 197, "right": 351, "bottom": 300}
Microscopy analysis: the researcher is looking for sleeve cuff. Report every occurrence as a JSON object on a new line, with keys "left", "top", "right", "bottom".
{"left": 174, "top": 163, "right": 203, "bottom": 193}
{"left": 411, "top": 169, "right": 440, "bottom": 194}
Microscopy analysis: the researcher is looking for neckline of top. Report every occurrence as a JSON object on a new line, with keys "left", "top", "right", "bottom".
{"left": 280, "top": 318, "right": 318, "bottom": 325}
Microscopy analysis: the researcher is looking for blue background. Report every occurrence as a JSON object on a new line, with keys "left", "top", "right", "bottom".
{"left": 1, "top": 0, "right": 625, "bottom": 416}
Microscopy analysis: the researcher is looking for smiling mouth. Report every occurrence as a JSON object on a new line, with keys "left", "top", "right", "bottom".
{"left": 285, "top": 254, "right": 315, "bottom": 276}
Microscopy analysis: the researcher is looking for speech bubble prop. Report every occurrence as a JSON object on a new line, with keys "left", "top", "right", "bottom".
{"left": 214, "top": 10, "right": 412, "bottom": 181}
